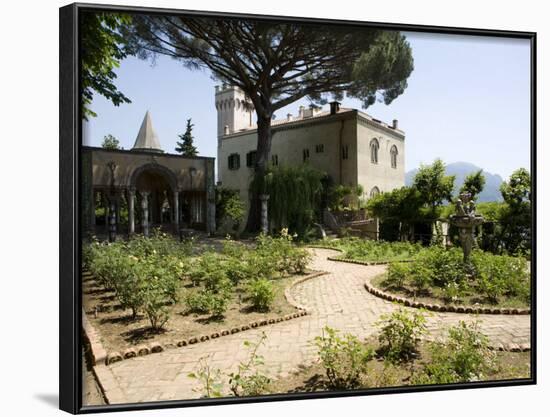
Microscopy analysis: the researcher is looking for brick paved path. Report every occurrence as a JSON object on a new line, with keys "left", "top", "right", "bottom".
{"left": 100, "top": 248, "right": 530, "bottom": 404}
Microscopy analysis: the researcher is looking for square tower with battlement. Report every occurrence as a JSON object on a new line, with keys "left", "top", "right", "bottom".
{"left": 215, "top": 85, "right": 254, "bottom": 137}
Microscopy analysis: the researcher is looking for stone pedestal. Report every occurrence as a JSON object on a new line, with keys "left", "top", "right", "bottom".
{"left": 450, "top": 215, "right": 484, "bottom": 264}
{"left": 260, "top": 194, "right": 270, "bottom": 234}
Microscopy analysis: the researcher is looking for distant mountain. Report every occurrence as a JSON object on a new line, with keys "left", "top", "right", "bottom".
{"left": 405, "top": 162, "right": 503, "bottom": 202}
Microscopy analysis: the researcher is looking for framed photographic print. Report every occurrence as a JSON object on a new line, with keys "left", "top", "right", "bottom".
{"left": 59, "top": 2, "right": 536, "bottom": 413}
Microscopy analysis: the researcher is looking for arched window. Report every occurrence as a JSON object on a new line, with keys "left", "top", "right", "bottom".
{"left": 390, "top": 145, "right": 398, "bottom": 169}
{"left": 370, "top": 186, "right": 380, "bottom": 198}
{"left": 370, "top": 138, "right": 379, "bottom": 164}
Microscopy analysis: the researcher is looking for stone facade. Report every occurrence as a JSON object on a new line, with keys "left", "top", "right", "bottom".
{"left": 216, "top": 85, "right": 405, "bottom": 217}
{"left": 82, "top": 112, "right": 216, "bottom": 237}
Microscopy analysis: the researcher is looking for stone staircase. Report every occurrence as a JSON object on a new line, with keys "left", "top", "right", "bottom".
{"left": 321, "top": 208, "right": 378, "bottom": 240}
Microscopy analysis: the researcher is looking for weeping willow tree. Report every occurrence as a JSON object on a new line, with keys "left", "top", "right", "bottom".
{"left": 250, "top": 165, "right": 326, "bottom": 238}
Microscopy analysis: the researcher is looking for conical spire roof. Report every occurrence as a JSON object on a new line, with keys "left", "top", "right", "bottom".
{"left": 132, "top": 111, "right": 163, "bottom": 153}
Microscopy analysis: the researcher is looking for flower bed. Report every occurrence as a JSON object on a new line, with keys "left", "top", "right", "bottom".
{"left": 82, "top": 231, "right": 312, "bottom": 356}
{"left": 377, "top": 246, "right": 530, "bottom": 309}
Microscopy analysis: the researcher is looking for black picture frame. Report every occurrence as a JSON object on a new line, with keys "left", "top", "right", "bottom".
{"left": 59, "top": 2, "right": 537, "bottom": 414}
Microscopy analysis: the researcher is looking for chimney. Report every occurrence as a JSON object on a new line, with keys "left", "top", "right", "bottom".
{"left": 298, "top": 106, "right": 305, "bottom": 118}
{"left": 392, "top": 119, "right": 399, "bottom": 129}
{"left": 330, "top": 101, "right": 341, "bottom": 115}
{"left": 224, "top": 125, "right": 229, "bottom": 135}
{"left": 287, "top": 113, "right": 293, "bottom": 122}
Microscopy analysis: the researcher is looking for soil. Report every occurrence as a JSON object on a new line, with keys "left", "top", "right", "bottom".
{"left": 82, "top": 347, "right": 105, "bottom": 406}
{"left": 270, "top": 338, "right": 531, "bottom": 394}
{"left": 371, "top": 274, "right": 530, "bottom": 310}
{"left": 82, "top": 270, "right": 305, "bottom": 353}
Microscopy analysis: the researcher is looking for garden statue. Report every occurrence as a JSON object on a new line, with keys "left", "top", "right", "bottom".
{"left": 450, "top": 192, "right": 484, "bottom": 264}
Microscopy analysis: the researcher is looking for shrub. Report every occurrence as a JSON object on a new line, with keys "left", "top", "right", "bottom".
{"left": 246, "top": 279, "right": 275, "bottom": 311}
{"left": 189, "top": 334, "right": 271, "bottom": 398}
{"left": 255, "top": 230, "right": 311, "bottom": 276}
{"left": 221, "top": 238, "right": 247, "bottom": 258}
{"left": 188, "top": 357, "right": 224, "bottom": 398}
{"left": 126, "top": 230, "right": 193, "bottom": 258}
{"left": 384, "top": 246, "right": 530, "bottom": 306}
{"left": 106, "top": 250, "right": 144, "bottom": 318}
{"left": 185, "top": 291, "right": 212, "bottom": 313}
{"left": 216, "top": 188, "right": 245, "bottom": 236}
{"left": 287, "top": 247, "right": 310, "bottom": 274}
{"left": 189, "top": 252, "right": 226, "bottom": 287}
{"left": 413, "top": 321, "right": 495, "bottom": 384}
{"left": 224, "top": 256, "right": 253, "bottom": 284}
{"left": 203, "top": 269, "right": 232, "bottom": 294}
{"left": 142, "top": 276, "right": 170, "bottom": 330}
{"left": 228, "top": 333, "right": 271, "bottom": 397}
{"left": 337, "top": 238, "right": 422, "bottom": 263}
{"left": 384, "top": 262, "right": 410, "bottom": 289}
{"left": 247, "top": 251, "right": 277, "bottom": 280}
{"left": 471, "top": 250, "right": 530, "bottom": 304}
{"left": 441, "top": 281, "right": 467, "bottom": 303}
{"left": 377, "top": 309, "right": 427, "bottom": 363}
{"left": 414, "top": 247, "right": 465, "bottom": 288}
{"left": 314, "top": 326, "right": 374, "bottom": 389}
{"left": 185, "top": 289, "right": 231, "bottom": 317}
{"left": 85, "top": 239, "right": 183, "bottom": 328}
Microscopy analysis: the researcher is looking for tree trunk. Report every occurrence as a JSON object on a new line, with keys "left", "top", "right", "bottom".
{"left": 245, "top": 113, "right": 273, "bottom": 233}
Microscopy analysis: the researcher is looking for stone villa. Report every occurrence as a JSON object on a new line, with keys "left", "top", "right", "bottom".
{"left": 216, "top": 85, "right": 406, "bottom": 217}
{"left": 81, "top": 85, "right": 405, "bottom": 237}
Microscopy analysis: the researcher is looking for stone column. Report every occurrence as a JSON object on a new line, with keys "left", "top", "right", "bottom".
{"left": 140, "top": 191, "right": 150, "bottom": 237}
{"left": 115, "top": 199, "right": 120, "bottom": 230}
{"left": 207, "top": 197, "right": 216, "bottom": 236}
{"left": 108, "top": 197, "right": 117, "bottom": 242}
{"left": 91, "top": 189, "right": 96, "bottom": 231}
{"left": 173, "top": 189, "right": 180, "bottom": 231}
{"left": 205, "top": 158, "right": 216, "bottom": 235}
{"left": 103, "top": 193, "right": 108, "bottom": 234}
{"left": 128, "top": 188, "right": 135, "bottom": 235}
{"left": 259, "top": 194, "right": 270, "bottom": 234}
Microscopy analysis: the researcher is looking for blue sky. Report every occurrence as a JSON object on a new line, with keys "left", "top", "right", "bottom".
{"left": 83, "top": 31, "right": 531, "bottom": 180}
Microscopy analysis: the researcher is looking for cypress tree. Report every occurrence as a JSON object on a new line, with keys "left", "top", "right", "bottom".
{"left": 175, "top": 118, "right": 198, "bottom": 156}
